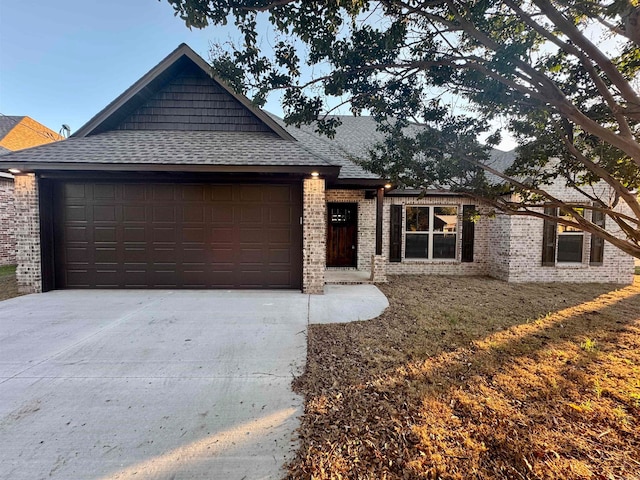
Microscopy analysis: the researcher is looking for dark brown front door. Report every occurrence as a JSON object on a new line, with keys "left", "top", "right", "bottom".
{"left": 53, "top": 182, "right": 302, "bottom": 289}
{"left": 327, "top": 203, "right": 357, "bottom": 267}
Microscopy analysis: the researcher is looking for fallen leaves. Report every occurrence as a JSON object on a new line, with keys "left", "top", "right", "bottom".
{"left": 287, "top": 276, "right": 640, "bottom": 479}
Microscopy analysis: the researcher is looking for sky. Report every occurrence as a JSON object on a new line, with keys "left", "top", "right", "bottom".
{"left": 0, "top": 0, "right": 254, "bottom": 135}
{"left": 0, "top": 0, "right": 515, "bottom": 149}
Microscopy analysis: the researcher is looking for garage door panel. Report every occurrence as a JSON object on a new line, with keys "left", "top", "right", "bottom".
{"left": 211, "top": 228, "right": 233, "bottom": 243}
{"left": 93, "top": 205, "right": 116, "bottom": 222}
{"left": 66, "top": 206, "right": 87, "bottom": 222}
{"left": 94, "top": 184, "right": 116, "bottom": 199}
{"left": 239, "top": 205, "right": 263, "bottom": 223}
{"left": 123, "top": 227, "right": 145, "bottom": 242}
{"left": 55, "top": 182, "right": 302, "bottom": 289}
{"left": 123, "top": 206, "right": 146, "bottom": 222}
{"left": 182, "top": 249, "right": 206, "bottom": 263}
{"left": 65, "top": 184, "right": 86, "bottom": 198}
{"left": 153, "top": 227, "right": 177, "bottom": 243}
{"left": 66, "top": 227, "right": 87, "bottom": 242}
{"left": 66, "top": 247, "right": 89, "bottom": 263}
{"left": 94, "top": 270, "right": 119, "bottom": 287}
{"left": 269, "top": 248, "right": 291, "bottom": 264}
{"left": 95, "top": 227, "right": 117, "bottom": 242}
{"left": 183, "top": 205, "right": 205, "bottom": 222}
{"left": 152, "top": 185, "right": 176, "bottom": 201}
{"left": 95, "top": 248, "right": 118, "bottom": 264}
{"left": 211, "top": 185, "right": 233, "bottom": 201}
{"left": 211, "top": 205, "right": 233, "bottom": 223}
{"left": 123, "top": 184, "right": 146, "bottom": 201}
{"left": 153, "top": 206, "right": 176, "bottom": 223}
{"left": 183, "top": 228, "right": 206, "bottom": 243}
{"left": 182, "top": 185, "right": 206, "bottom": 201}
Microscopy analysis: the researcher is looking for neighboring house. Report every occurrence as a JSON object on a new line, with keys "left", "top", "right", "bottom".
{"left": 0, "top": 116, "right": 63, "bottom": 266}
{"left": 0, "top": 44, "right": 633, "bottom": 294}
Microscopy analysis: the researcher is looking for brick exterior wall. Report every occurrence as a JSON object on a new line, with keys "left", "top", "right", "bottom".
{"left": 0, "top": 177, "right": 16, "bottom": 266}
{"left": 14, "top": 174, "right": 41, "bottom": 293}
{"left": 496, "top": 208, "right": 633, "bottom": 284}
{"left": 303, "top": 178, "right": 326, "bottom": 294}
{"left": 334, "top": 185, "right": 633, "bottom": 284}
{"left": 383, "top": 195, "right": 491, "bottom": 276}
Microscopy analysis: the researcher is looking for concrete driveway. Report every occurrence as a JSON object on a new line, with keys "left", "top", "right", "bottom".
{"left": 0, "top": 286, "right": 387, "bottom": 480}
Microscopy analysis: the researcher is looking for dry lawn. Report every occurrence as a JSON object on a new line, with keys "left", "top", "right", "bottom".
{"left": 288, "top": 276, "right": 640, "bottom": 480}
{"left": 0, "top": 265, "right": 22, "bottom": 302}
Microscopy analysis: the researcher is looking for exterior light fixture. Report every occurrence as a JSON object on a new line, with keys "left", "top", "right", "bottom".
{"left": 384, "top": 183, "right": 392, "bottom": 189}
{"left": 311, "top": 171, "right": 320, "bottom": 177}
{"left": 8, "top": 168, "right": 21, "bottom": 174}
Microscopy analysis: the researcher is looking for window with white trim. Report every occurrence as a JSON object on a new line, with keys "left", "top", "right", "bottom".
{"left": 405, "top": 206, "right": 458, "bottom": 259}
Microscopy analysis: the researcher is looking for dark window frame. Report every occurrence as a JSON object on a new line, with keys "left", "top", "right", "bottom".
{"left": 404, "top": 205, "right": 458, "bottom": 260}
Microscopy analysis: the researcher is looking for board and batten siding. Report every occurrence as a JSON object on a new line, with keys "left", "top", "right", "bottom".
{"left": 116, "top": 62, "right": 272, "bottom": 133}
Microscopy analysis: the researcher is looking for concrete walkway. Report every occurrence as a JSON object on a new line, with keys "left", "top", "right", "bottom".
{"left": 0, "top": 286, "right": 388, "bottom": 480}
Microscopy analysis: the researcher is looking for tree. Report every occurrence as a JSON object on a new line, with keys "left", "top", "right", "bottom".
{"left": 164, "top": 0, "right": 640, "bottom": 257}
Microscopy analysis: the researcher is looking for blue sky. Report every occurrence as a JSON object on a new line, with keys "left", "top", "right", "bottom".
{"left": 0, "top": 0, "right": 263, "bottom": 134}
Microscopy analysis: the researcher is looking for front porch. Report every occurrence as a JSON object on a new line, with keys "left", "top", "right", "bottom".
{"left": 325, "top": 268, "right": 373, "bottom": 285}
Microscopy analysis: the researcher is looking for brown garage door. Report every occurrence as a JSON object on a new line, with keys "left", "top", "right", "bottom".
{"left": 53, "top": 182, "right": 302, "bottom": 289}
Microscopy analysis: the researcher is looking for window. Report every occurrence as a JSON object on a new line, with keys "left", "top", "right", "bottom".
{"left": 542, "top": 206, "right": 585, "bottom": 265}
{"left": 405, "top": 206, "right": 458, "bottom": 259}
{"left": 557, "top": 207, "right": 584, "bottom": 263}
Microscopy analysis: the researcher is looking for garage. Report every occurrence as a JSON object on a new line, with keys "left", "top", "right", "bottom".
{"left": 51, "top": 181, "right": 303, "bottom": 289}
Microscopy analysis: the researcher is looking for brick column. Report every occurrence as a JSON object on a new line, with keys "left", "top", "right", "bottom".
{"left": 303, "top": 177, "right": 326, "bottom": 294}
{"left": 370, "top": 254, "right": 388, "bottom": 283}
{"left": 14, "top": 174, "right": 42, "bottom": 293}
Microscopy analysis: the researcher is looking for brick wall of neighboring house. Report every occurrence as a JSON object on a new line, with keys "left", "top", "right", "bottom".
{"left": 14, "top": 174, "right": 41, "bottom": 293}
{"left": 0, "top": 177, "right": 16, "bottom": 266}
{"left": 382, "top": 195, "right": 491, "bottom": 276}
{"left": 325, "top": 189, "right": 377, "bottom": 270}
{"left": 303, "top": 178, "right": 326, "bottom": 294}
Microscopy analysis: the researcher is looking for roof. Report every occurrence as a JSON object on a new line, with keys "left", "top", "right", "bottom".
{"left": 0, "top": 116, "right": 63, "bottom": 151}
{"left": 73, "top": 43, "right": 294, "bottom": 141}
{"left": 0, "top": 44, "right": 511, "bottom": 186}
{"left": 0, "top": 130, "right": 336, "bottom": 173}
{"left": 0, "top": 116, "right": 24, "bottom": 139}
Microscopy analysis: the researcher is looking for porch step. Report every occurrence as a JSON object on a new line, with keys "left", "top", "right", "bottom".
{"left": 324, "top": 269, "right": 373, "bottom": 285}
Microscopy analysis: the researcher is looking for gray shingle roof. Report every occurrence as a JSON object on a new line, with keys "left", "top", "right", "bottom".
{"left": 269, "top": 115, "right": 383, "bottom": 179}
{"left": 0, "top": 130, "right": 334, "bottom": 168}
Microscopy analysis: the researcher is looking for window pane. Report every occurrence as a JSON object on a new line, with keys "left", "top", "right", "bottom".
{"left": 405, "top": 233, "right": 429, "bottom": 258}
{"left": 433, "top": 234, "right": 456, "bottom": 259}
{"left": 558, "top": 207, "right": 584, "bottom": 233}
{"left": 406, "top": 207, "right": 429, "bottom": 232}
{"left": 557, "top": 235, "right": 583, "bottom": 262}
{"left": 433, "top": 207, "right": 458, "bottom": 232}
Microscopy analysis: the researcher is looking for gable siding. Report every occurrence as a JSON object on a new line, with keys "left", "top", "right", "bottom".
{"left": 117, "top": 66, "right": 271, "bottom": 132}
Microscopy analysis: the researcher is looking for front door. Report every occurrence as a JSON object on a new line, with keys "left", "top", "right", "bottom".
{"left": 327, "top": 203, "right": 357, "bottom": 267}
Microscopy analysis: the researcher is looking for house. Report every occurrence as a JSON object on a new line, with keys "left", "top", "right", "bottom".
{"left": 0, "top": 44, "right": 633, "bottom": 294}
{"left": 0, "top": 116, "right": 63, "bottom": 266}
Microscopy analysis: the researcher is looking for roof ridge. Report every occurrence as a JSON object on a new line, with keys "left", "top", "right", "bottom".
{"left": 72, "top": 44, "right": 295, "bottom": 141}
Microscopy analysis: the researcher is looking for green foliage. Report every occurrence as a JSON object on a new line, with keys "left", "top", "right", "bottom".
{"left": 164, "top": 0, "right": 640, "bottom": 257}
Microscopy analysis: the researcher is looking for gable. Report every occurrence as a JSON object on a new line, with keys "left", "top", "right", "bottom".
{"left": 73, "top": 44, "right": 294, "bottom": 140}
{"left": 115, "top": 61, "right": 272, "bottom": 133}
